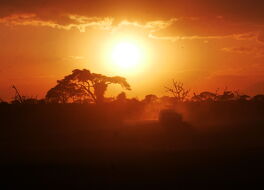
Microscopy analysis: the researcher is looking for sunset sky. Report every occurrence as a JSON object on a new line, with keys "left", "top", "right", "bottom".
{"left": 1, "top": 0, "right": 264, "bottom": 100}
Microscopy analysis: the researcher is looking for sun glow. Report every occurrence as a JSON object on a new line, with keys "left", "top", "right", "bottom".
{"left": 103, "top": 37, "right": 147, "bottom": 75}
{"left": 112, "top": 42, "right": 141, "bottom": 70}
{"left": 102, "top": 35, "right": 150, "bottom": 76}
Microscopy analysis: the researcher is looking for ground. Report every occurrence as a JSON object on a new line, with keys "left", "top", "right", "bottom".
{"left": 1, "top": 104, "right": 264, "bottom": 188}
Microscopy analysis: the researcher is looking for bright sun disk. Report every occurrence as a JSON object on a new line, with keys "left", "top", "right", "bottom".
{"left": 112, "top": 42, "right": 141, "bottom": 70}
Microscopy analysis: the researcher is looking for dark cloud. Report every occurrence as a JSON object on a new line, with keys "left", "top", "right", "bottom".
{"left": 0, "top": 0, "right": 264, "bottom": 23}
{"left": 0, "top": 12, "right": 262, "bottom": 43}
{"left": 1, "top": 0, "right": 264, "bottom": 42}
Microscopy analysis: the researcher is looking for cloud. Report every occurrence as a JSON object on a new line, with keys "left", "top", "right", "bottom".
{"left": 110, "top": 17, "right": 263, "bottom": 43}
{"left": 0, "top": 13, "right": 178, "bottom": 34}
{"left": 141, "top": 16, "right": 264, "bottom": 44}
{"left": 0, "top": 13, "right": 179, "bottom": 37}
{"left": 0, "top": 14, "right": 114, "bottom": 32}
{"left": 1, "top": 0, "right": 264, "bottom": 23}
{"left": 222, "top": 46, "right": 264, "bottom": 57}
{"left": 233, "top": 32, "right": 258, "bottom": 40}
{"left": 111, "top": 18, "right": 178, "bottom": 38}
{"left": 148, "top": 33, "right": 231, "bottom": 42}
{"left": 68, "top": 56, "right": 85, "bottom": 60}
{"left": 145, "top": 17, "right": 264, "bottom": 42}
{"left": 0, "top": 12, "right": 263, "bottom": 45}
{"left": 114, "top": 19, "right": 177, "bottom": 31}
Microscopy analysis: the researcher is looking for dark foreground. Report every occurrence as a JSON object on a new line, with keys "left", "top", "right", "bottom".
{"left": 1, "top": 104, "right": 264, "bottom": 189}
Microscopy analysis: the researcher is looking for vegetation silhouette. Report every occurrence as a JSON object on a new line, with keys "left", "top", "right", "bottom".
{"left": 2, "top": 71, "right": 264, "bottom": 188}
{"left": 165, "top": 80, "right": 190, "bottom": 102}
{"left": 46, "top": 69, "right": 131, "bottom": 104}
{"left": 11, "top": 85, "right": 44, "bottom": 104}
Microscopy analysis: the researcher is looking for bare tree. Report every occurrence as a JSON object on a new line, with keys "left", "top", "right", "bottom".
{"left": 165, "top": 80, "right": 190, "bottom": 102}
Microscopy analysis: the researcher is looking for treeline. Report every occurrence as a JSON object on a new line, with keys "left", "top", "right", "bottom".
{"left": 0, "top": 69, "right": 264, "bottom": 105}
{"left": 1, "top": 86, "right": 264, "bottom": 106}
{"left": 1, "top": 89, "right": 264, "bottom": 105}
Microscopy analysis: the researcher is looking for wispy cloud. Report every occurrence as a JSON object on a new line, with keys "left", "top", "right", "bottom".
{"left": 0, "top": 13, "right": 178, "bottom": 35}
{"left": 222, "top": 46, "right": 264, "bottom": 57}
{"left": 148, "top": 33, "right": 232, "bottom": 42}
{"left": 0, "top": 13, "right": 263, "bottom": 45}
{"left": 68, "top": 56, "right": 86, "bottom": 60}
{"left": 0, "top": 14, "right": 114, "bottom": 32}
{"left": 233, "top": 32, "right": 258, "bottom": 41}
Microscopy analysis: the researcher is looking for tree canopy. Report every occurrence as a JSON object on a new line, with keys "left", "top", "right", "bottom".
{"left": 46, "top": 69, "right": 131, "bottom": 104}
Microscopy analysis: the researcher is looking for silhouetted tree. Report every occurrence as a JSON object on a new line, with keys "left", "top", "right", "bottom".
{"left": 46, "top": 69, "right": 131, "bottom": 104}
{"left": 165, "top": 80, "right": 190, "bottom": 102}
{"left": 46, "top": 82, "right": 84, "bottom": 103}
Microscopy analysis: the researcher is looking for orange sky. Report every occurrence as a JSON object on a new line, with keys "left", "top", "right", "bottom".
{"left": 1, "top": 0, "right": 264, "bottom": 100}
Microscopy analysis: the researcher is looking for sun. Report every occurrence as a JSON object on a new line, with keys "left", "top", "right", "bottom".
{"left": 111, "top": 41, "right": 142, "bottom": 71}
{"left": 112, "top": 42, "right": 140, "bottom": 69}
{"left": 103, "top": 36, "right": 148, "bottom": 75}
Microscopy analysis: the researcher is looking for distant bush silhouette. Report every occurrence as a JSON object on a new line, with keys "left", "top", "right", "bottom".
{"left": 191, "top": 90, "right": 252, "bottom": 102}
{"left": 217, "top": 90, "right": 235, "bottom": 101}
{"left": 11, "top": 98, "right": 41, "bottom": 104}
{"left": 46, "top": 69, "right": 131, "bottom": 104}
{"left": 252, "top": 94, "right": 264, "bottom": 102}
{"left": 192, "top": 91, "right": 217, "bottom": 102}
{"left": 143, "top": 94, "right": 158, "bottom": 104}
{"left": 116, "top": 92, "right": 127, "bottom": 102}
{"left": 10, "top": 85, "right": 43, "bottom": 104}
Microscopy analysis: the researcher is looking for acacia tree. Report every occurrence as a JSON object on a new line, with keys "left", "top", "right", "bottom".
{"left": 46, "top": 69, "right": 131, "bottom": 104}
{"left": 45, "top": 82, "right": 84, "bottom": 103}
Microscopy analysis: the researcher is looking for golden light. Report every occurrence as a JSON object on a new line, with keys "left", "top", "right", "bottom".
{"left": 103, "top": 36, "right": 149, "bottom": 76}
{"left": 112, "top": 42, "right": 141, "bottom": 70}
